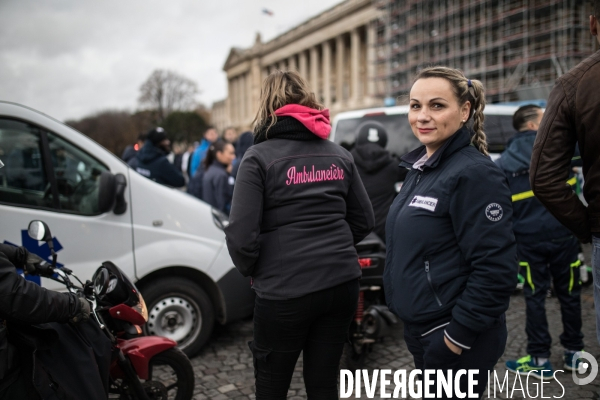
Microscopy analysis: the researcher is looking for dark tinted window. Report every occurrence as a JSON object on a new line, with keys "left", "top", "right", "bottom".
{"left": 0, "top": 119, "right": 53, "bottom": 208}
{"left": 333, "top": 112, "right": 515, "bottom": 156}
{"left": 333, "top": 114, "right": 420, "bottom": 158}
{"left": 47, "top": 132, "right": 108, "bottom": 215}
{"left": 484, "top": 115, "right": 516, "bottom": 153}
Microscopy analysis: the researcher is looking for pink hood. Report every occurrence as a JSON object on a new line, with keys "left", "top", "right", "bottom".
{"left": 274, "top": 104, "right": 331, "bottom": 139}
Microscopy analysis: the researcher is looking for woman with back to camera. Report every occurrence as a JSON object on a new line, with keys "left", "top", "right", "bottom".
{"left": 202, "top": 140, "right": 236, "bottom": 214}
{"left": 224, "top": 70, "right": 374, "bottom": 399}
{"left": 383, "top": 66, "right": 517, "bottom": 398}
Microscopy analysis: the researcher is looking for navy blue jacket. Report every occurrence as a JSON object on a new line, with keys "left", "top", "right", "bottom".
{"left": 186, "top": 169, "right": 204, "bottom": 200}
{"left": 496, "top": 130, "right": 574, "bottom": 243}
{"left": 135, "top": 140, "right": 185, "bottom": 188}
{"left": 202, "top": 161, "right": 234, "bottom": 214}
{"left": 384, "top": 127, "right": 517, "bottom": 351}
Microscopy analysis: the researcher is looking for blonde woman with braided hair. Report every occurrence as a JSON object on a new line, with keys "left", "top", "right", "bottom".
{"left": 383, "top": 66, "right": 517, "bottom": 398}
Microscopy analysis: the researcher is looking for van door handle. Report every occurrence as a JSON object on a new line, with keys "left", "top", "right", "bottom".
{"left": 152, "top": 220, "right": 163, "bottom": 227}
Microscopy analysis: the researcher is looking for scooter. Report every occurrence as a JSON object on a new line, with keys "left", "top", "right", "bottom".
{"left": 26, "top": 220, "right": 195, "bottom": 400}
{"left": 343, "top": 233, "right": 398, "bottom": 369}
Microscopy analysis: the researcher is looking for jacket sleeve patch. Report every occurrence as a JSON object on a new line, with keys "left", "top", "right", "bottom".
{"left": 408, "top": 195, "right": 438, "bottom": 212}
{"left": 485, "top": 203, "right": 504, "bottom": 221}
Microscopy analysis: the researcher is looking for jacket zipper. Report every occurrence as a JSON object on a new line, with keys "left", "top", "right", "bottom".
{"left": 415, "top": 171, "right": 423, "bottom": 185}
{"left": 424, "top": 257, "right": 442, "bottom": 307}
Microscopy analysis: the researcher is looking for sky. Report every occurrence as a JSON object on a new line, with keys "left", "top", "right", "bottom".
{"left": 0, "top": 0, "right": 343, "bottom": 121}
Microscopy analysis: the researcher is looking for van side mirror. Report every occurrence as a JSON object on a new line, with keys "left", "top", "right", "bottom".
{"left": 28, "top": 220, "right": 57, "bottom": 267}
{"left": 113, "top": 173, "right": 127, "bottom": 215}
{"left": 98, "top": 171, "right": 128, "bottom": 215}
{"left": 28, "top": 220, "right": 52, "bottom": 242}
{"left": 99, "top": 171, "right": 116, "bottom": 213}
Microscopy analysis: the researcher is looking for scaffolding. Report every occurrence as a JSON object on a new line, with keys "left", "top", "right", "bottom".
{"left": 374, "top": 0, "right": 595, "bottom": 103}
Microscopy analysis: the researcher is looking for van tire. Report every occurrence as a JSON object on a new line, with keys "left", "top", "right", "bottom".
{"left": 142, "top": 277, "right": 214, "bottom": 358}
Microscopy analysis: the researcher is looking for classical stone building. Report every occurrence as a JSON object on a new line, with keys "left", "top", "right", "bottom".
{"left": 210, "top": 99, "right": 228, "bottom": 133}
{"left": 218, "top": 0, "right": 381, "bottom": 130}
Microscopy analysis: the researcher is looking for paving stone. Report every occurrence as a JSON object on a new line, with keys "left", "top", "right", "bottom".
{"left": 175, "top": 246, "right": 599, "bottom": 399}
{"left": 218, "top": 384, "right": 237, "bottom": 393}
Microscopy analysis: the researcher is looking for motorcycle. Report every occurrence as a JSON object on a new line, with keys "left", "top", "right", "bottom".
{"left": 26, "top": 220, "right": 195, "bottom": 400}
{"left": 343, "top": 233, "right": 398, "bottom": 369}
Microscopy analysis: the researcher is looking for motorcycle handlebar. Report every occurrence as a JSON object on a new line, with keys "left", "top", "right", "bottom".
{"left": 26, "top": 261, "right": 55, "bottom": 277}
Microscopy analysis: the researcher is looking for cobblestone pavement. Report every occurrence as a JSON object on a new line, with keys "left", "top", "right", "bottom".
{"left": 187, "top": 251, "right": 599, "bottom": 399}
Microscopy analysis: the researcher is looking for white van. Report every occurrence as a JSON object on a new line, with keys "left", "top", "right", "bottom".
{"left": 0, "top": 101, "right": 254, "bottom": 356}
{"left": 330, "top": 104, "right": 519, "bottom": 160}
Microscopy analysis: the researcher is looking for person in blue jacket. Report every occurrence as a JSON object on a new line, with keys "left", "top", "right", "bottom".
{"left": 202, "top": 140, "right": 235, "bottom": 214}
{"left": 497, "top": 105, "right": 584, "bottom": 378}
{"left": 189, "top": 126, "right": 219, "bottom": 178}
{"left": 383, "top": 66, "right": 517, "bottom": 398}
{"left": 134, "top": 127, "right": 184, "bottom": 188}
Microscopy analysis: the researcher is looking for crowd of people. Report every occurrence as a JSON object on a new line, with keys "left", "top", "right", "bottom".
{"left": 121, "top": 125, "right": 255, "bottom": 215}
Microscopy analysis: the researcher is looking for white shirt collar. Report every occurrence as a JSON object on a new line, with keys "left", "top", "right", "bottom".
{"left": 413, "top": 153, "right": 429, "bottom": 171}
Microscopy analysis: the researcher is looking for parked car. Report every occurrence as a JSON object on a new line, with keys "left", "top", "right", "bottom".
{"left": 0, "top": 101, "right": 254, "bottom": 357}
{"left": 330, "top": 104, "right": 519, "bottom": 160}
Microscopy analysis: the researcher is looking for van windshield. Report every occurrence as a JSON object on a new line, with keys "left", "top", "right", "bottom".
{"left": 333, "top": 113, "right": 515, "bottom": 157}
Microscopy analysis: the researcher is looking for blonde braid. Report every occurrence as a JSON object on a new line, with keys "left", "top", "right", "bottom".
{"left": 468, "top": 79, "right": 488, "bottom": 156}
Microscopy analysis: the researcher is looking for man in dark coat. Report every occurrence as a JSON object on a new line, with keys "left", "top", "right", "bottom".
{"left": 350, "top": 121, "right": 407, "bottom": 241}
{"left": 134, "top": 127, "right": 185, "bottom": 188}
{"left": 530, "top": 0, "right": 600, "bottom": 347}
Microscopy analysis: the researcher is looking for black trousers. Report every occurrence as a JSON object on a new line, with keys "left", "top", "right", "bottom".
{"left": 249, "top": 279, "right": 359, "bottom": 400}
{"left": 518, "top": 237, "right": 584, "bottom": 357}
{"left": 404, "top": 317, "right": 507, "bottom": 399}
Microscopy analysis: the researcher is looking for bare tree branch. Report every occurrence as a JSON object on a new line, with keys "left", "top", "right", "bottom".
{"left": 138, "top": 69, "right": 200, "bottom": 121}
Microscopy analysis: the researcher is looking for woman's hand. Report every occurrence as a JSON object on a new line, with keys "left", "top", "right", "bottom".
{"left": 423, "top": 331, "right": 462, "bottom": 370}
{"left": 444, "top": 336, "right": 463, "bottom": 355}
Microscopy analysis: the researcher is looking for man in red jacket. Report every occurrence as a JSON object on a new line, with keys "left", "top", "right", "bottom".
{"left": 530, "top": 1, "right": 600, "bottom": 346}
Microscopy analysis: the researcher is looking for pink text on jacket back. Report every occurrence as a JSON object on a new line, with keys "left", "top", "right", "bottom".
{"left": 286, "top": 164, "right": 345, "bottom": 185}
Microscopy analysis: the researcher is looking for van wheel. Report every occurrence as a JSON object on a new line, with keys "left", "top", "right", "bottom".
{"left": 142, "top": 278, "right": 214, "bottom": 358}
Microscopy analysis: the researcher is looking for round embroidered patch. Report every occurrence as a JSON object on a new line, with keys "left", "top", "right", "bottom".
{"left": 485, "top": 203, "right": 503, "bottom": 222}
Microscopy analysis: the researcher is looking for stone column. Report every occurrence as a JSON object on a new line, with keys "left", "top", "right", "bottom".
{"left": 336, "top": 35, "right": 345, "bottom": 106}
{"left": 235, "top": 76, "right": 242, "bottom": 126}
{"left": 238, "top": 74, "right": 246, "bottom": 124}
{"left": 310, "top": 46, "right": 319, "bottom": 97}
{"left": 288, "top": 55, "right": 297, "bottom": 71}
{"left": 246, "top": 71, "right": 253, "bottom": 124}
{"left": 227, "top": 79, "right": 233, "bottom": 128}
{"left": 238, "top": 76, "right": 245, "bottom": 126}
{"left": 299, "top": 51, "right": 308, "bottom": 81}
{"left": 351, "top": 28, "right": 361, "bottom": 103}
{"left": 366, "top": 23, "right": 376, "bottom": 98}
{"left": 322, "top": 40, "right": 332, "bottom": 107}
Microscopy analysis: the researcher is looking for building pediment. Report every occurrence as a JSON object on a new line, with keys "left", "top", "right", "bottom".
{"left": 223, "top": 48, "right": 248, "bottom": 71}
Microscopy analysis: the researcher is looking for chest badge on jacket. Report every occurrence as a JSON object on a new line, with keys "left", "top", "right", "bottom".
{"left": 408, "top": 195, "right": 438, "bottom": 212}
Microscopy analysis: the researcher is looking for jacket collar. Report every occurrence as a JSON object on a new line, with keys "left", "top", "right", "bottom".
{"left": 506, "top": 129, "right": 536, "bottom": 146}
{"left": 400, "top": 126, "right": 472, "bottom": 170}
